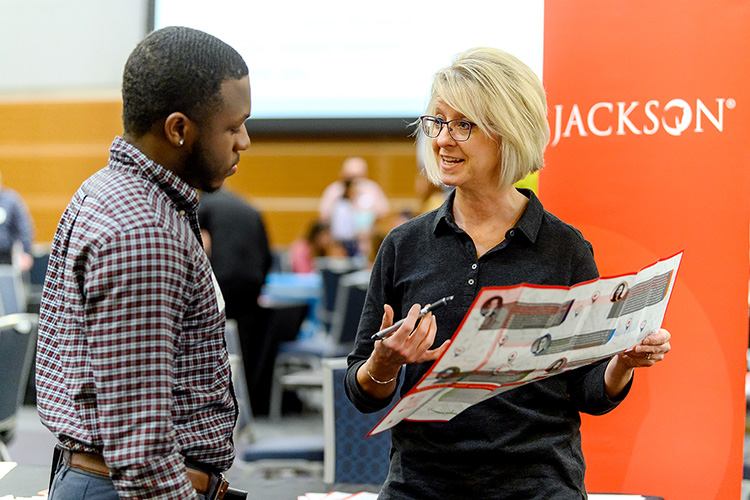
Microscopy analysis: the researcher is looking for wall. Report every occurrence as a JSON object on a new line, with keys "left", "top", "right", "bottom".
{"left": 0, "top": 99, "right": 420, "bottom": 247}
{"left": 228, "top": 137, "right": 420, "bottom": 246}
{"left": 0, "top": 0, "right": 148, "bottom": 93}
{"left": 0, "top": 1, "right": 420, "bottom": 248}
{"left": 0, "top": 1, "right": 150, "bottom": 245}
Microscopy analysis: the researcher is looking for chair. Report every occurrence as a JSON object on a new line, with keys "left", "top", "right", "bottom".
{"left": 241, "top": 434, "right": 324, "bottom": 474}
{"left": 224, "top": 319, "right": 254, "bottom": 443}
{"left": 23, "top": 246, "right": 49, "bottom": 406}
{"left": 269, "top": 270, "right": 370, "bottom": 420}
{"left": 225, "top": 320, "right": 324, "bottom": 478}
{"left": 327, "top": 269, "right": 370, "bottom": 350}
{"left": 0, "top": 265, "right": 28, "bottom": 316}
{"left": 26, "top": 244, "right": 50, "bottom": 314}
{"left": 316, "top": 257, "right": 367, "bottom": 333}
{"left": 322, "top": 357, "right": 395, "bottom": 485}
{"left": 243, "top": 300, "right": 310, "bottom": 417}
{"left": 0, "top": 314, "right": 37, "bottom": 461}
{"left": 0, "top": 265, "right": 39, "bottom": 461}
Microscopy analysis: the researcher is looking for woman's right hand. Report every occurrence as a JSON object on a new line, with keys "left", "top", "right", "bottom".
{"left": 357, "top": 303, "right": 450, "bottom": 398}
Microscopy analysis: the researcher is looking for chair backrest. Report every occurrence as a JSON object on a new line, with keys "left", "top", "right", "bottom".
{"left": 29, "top": 248, "right": 50, "bottom": 287}
{"left": 0, "top": 265, "right": 39, "bottom": 459}
{"left": 328, "top": 270, "right": 370, "bottom": 347}
{"left": 322, "top": 357, "right": 395, "bottom": 485}
{"left": 262, "top": 300, "right": 310, "bottom": 345}
{"left": 26, "top": 248, "right": 50, "bottom": 315}
{"left": 224, "top": 319, "right": 254, "bottom": 442}
{"left": 315, "top": 257, "right": 366, "bottom": 331}
{"left": 0, "top": 317, "right": 37, "bottom": 446}
{"left": 0, "top": 265, "right": 26, "bottom": 315}
{"left": 246, "top": 301, "right": 310, "bottom": 416}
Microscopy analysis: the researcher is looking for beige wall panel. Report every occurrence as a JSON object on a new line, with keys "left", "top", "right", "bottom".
{"left": 0, "top": 100, "right": 421, "bottom": 245}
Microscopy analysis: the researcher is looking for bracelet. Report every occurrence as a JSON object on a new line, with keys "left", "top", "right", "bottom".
{"left": 367, "top": 367, "right": 398, "bottom": 385}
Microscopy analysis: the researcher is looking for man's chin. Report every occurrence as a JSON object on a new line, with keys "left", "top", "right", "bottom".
{"left": 194, "top": 176, "right": 225, "bottom": 193}
{"left": 200, "top": 182, "right": 223, "bottom": 193}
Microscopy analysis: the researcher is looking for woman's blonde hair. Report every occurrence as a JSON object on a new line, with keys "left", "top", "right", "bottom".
{"left": 421, "top": 47, "right": 549, "bottom": 190}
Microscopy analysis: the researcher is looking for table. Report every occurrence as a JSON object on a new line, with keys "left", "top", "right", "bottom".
{"left": 0, "top": 464, "right": 49, "bottom": 497}
{"left": 262, "top": 272, "right": 322, "bottom": 339}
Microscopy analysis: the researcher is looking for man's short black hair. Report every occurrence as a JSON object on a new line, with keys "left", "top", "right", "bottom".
{"left": 122, "top": 26, "right": 249, "bottom": 137}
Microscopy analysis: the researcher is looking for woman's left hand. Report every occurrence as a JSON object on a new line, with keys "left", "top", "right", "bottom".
{"left": 604, "top": 328, "right": 671, "bottom": 398}
{"left": 619, "top": 328, "right": 671, "bottom": 368}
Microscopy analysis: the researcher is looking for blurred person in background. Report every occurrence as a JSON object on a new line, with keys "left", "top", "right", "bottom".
{"left": 319, "top": 157, "right": 390, "bottom": 258}
{"left": 288, "top": 220, "right": 345, "bottom": 273}
{"left": 199, "top": 186, "right": 272, "bottom": 342}
{"left": 329, "top": 178, "right": 360, "bottom": 256}
{"left": 319, "top": 156, "right": 390, "bottom": 224}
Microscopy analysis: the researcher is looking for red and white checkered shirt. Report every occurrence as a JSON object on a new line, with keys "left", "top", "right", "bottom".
{"left": 36, "top": 137, "right": 237, "bottom": 499}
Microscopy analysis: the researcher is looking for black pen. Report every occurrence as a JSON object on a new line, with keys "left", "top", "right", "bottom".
{"left": 371, "top": 296, "right": 454, "bottom": 341}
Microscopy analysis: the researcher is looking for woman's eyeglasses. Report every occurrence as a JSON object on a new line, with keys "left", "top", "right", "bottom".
{"left": 419, "top": 116, "right": 475, "bottom": 142}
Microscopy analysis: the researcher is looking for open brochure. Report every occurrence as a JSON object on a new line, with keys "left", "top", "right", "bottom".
{"left": 369, "top": 252, "right": 682, "bottom": 435}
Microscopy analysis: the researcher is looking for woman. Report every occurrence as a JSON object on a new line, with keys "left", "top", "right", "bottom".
{"left": 345, "top": 47, "right": 671, "bottom": 499}
{"left": 289, "top": 220, "right": 347, "bottom": 273}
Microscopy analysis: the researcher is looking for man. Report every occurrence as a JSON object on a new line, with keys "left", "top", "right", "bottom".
{"left": 198, "top": 187, "right": 271, "bottom": 404}
{"left": 36, "top": 26, "right": 251, "bottom": 499}
{"left": 198, "top": 187, "right": 271, "bottom": 325}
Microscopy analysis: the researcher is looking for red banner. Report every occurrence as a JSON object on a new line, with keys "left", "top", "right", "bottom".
{"left": 542, "top": 2, "right": 750, "bottom": 498}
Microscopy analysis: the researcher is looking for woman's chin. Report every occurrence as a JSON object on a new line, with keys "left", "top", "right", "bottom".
{"left": 439, "top": 173, "right": 459, "bottom": 187}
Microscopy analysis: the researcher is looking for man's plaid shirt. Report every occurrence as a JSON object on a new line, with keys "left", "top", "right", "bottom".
{"left": 36, "top": 137, "right": 237, "bottom": 499}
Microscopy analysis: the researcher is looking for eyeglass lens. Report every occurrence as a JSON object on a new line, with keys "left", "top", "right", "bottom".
{"left": 421, "top": 117, "right": 472, "bottom": 141}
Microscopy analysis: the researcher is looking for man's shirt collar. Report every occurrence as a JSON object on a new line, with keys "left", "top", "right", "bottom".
{"left": 109, "top": 136, "right": 199, "bottom": 215}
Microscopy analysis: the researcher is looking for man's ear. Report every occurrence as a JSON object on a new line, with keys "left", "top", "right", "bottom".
{"left": 164, "top": 112, "right": 195, "bottom": 148}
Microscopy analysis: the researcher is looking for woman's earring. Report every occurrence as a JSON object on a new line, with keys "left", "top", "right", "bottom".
{"left": 178, "top": 138, "right": 184, "bottom": 146}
